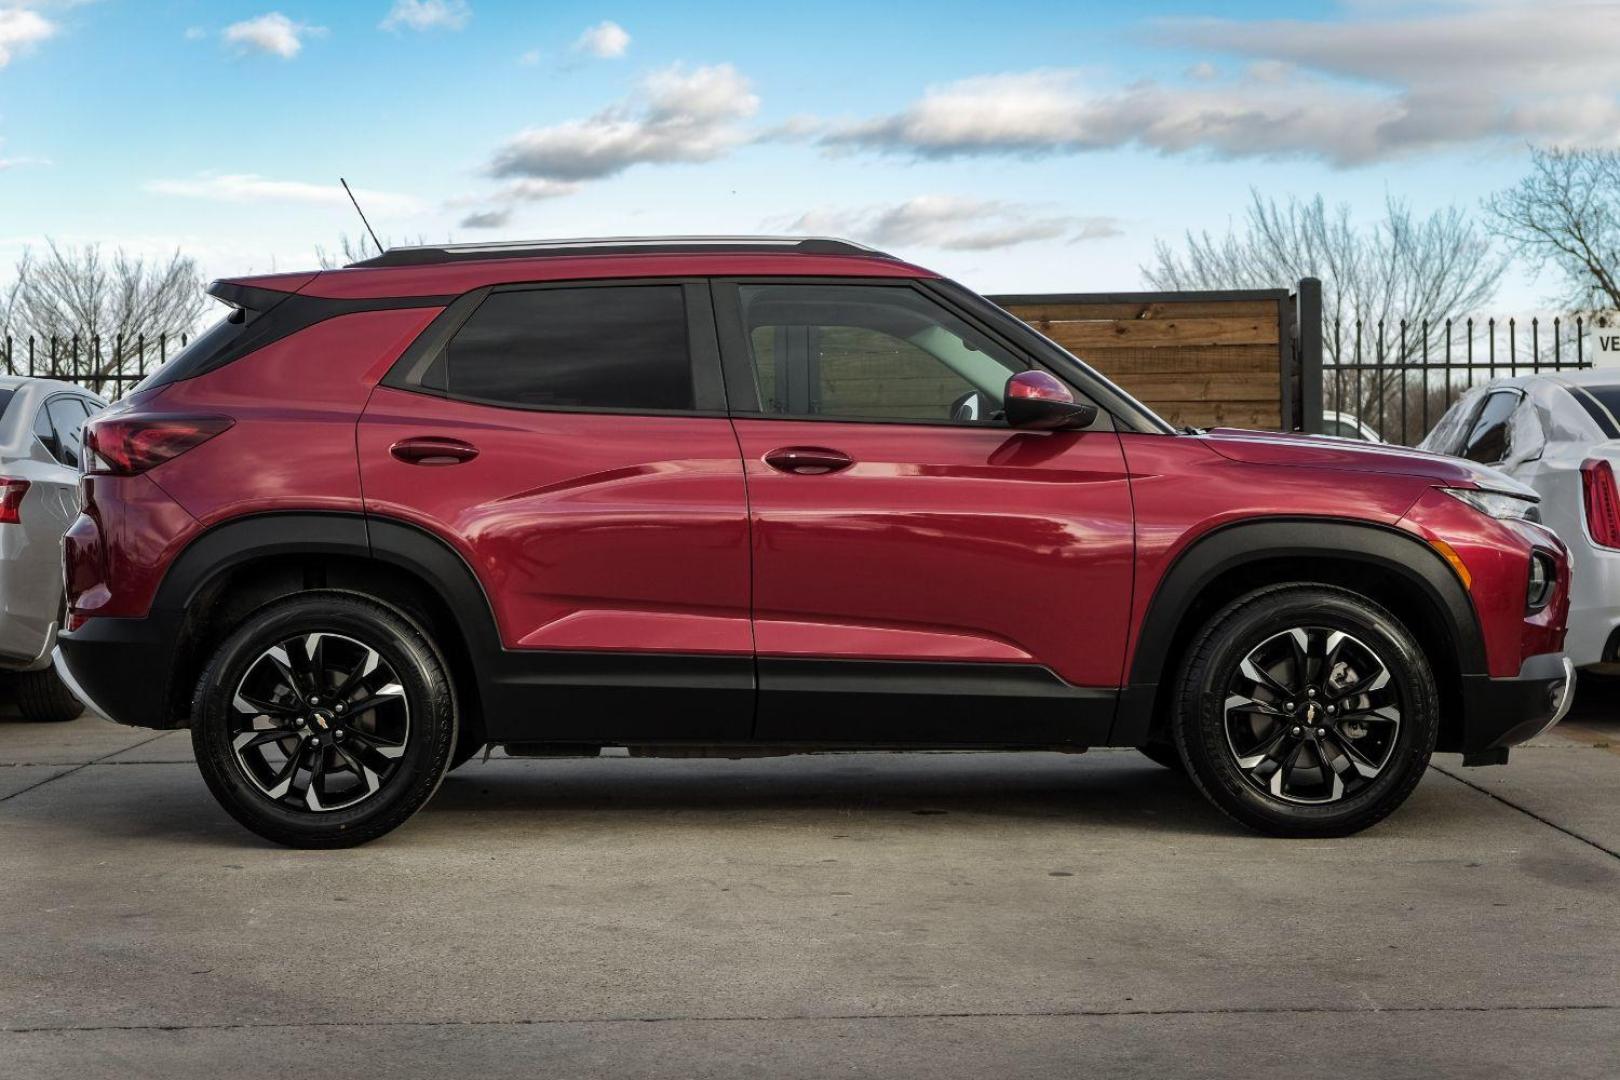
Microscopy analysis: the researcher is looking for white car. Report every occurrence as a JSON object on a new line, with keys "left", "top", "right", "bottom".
{"left": 1420, "top": 369, "right": 1620, "bottom": 673}
{"left": 1322, "top": 411, "right": 1383, "bottom": 442}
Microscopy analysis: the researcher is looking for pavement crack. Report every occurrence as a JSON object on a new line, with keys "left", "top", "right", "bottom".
{"left": 0, "top": 732, "right": 172, "bottom": 804}
{"left": 6, "top": 1002, "right": 1619, "bottom": 1035}
{"left": 1430, "top": 762, "right": 1620, "bottom": 862}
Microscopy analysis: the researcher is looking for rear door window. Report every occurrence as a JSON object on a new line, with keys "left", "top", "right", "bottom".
{"left": 443, "top": 285, "right": 694, "bottom": 412}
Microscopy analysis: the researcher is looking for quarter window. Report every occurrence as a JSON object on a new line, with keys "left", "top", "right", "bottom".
{"left": 736, "top": 284, "right": 1027, "bottom": 424}
{"left": 444, "top": 285, "right": 693, "bottom": 412}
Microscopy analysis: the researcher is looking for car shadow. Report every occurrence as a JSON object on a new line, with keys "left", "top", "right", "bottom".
{"left": 1, "top": 750, "right": 1247, "bottom": 848}
{"left": 415, "top": 750, "right": 1241, "bottom": 839}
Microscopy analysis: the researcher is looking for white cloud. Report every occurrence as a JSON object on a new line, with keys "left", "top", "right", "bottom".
{"left": 146, "top": 174, "right": 423, "bottom": 217}
{"left": 0, "top": 8, "right": 55, "bottom": 68}
{"left": 0, "top": 138, "right": 49, "bottom": 171}
{"left": 223, "top": 13, "right": 324, "bottom": 60}
{"left": 381, "top": 0, "right": 470, "bottom": 33}
{"left": 572, "top": 20, "right": 629, "bottom": 59}
{"left": 820, "top": 1, "right": 1620, "bottom": 167}
{"left": 488, "top": 63, "right": 759, "bottom": 182}
{"left": 788, "top": 196, "right": 1121, "bottom": 252}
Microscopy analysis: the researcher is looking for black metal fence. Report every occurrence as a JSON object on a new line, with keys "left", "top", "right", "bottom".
{"left": 1322, "top": 316, "right": 1593, "bottom": 446}
{"left": 0, "top": 333, "right": 189, "bottom": 400}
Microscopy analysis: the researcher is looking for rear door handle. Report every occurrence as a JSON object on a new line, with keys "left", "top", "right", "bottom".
{"left": 763, "top": 446, "right": 853, "bottom": 475}
{"left": 390, "top": 437, "right": 480, "bottom": 466}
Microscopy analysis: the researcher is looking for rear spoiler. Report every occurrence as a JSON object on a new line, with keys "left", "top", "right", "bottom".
{"left": 206, "top": 272, "right": 318, "bottom": 319}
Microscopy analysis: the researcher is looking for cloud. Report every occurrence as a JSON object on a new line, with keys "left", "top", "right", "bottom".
{"left": 819, "top": 1, "right": 1620, "bottom": 167}
{"left": 0, "top": 138, "right": 49, "bottom": 171}
{"left": 572, "top": 20, "right": 629, "bottom": 59}
{"left": 460, "top": 208, "right": 511, "bottom": 229}
{"left": 223, "top": 13, "right": 324, "bottom": 59}
{"left": 788, "top": 196, "right": 1121, "bottom": 252}
{"left": 0, "top": 7, "right": 55, "bottom": 68}
{"left": 381, "top": 0, "right": 470, "bottom": 33}
{"left": 487, "top": 63, "right": 759, "bottom": 182}
{"left": 146, "top": 174, "right": 423, "bottom": 216}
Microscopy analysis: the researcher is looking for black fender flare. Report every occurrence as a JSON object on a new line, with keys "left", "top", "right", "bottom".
{"left": 148, "top": 511, "right": 505, "bottom": 722}
{"left": 1113, "top": 517, "right": 1485, "bottom": 745}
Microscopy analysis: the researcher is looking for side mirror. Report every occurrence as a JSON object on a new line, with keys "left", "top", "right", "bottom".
{"left": 1003, "top": 370, "right": 1097, "bottom": 431}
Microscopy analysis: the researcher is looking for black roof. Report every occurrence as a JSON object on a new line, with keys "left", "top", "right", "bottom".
{"left": 347, "top": 235, "right": 892, "bottom": 269}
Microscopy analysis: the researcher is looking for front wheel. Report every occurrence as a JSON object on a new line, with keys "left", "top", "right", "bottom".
{"left": 191, "top": 593, "right": 457, "bottom": 848}
{"left": 1172, "top": 584, "right": 1438, "bottom": 837}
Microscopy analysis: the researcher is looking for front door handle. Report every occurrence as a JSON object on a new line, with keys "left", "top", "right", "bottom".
{"left": 390, "top": 437, "right": 480, "bottom": 466}
{"left": 763, "top": 446, "right": 853, "bottom": 475}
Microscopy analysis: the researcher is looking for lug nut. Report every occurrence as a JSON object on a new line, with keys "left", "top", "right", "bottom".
{"left": 1326, "top": 705, "right": 1337, "bottom": 715}
{"left": 334, "top": 703, "right": 345, "bottom": 714}
{"left": 1306, "top": 688, "right": 1317, "bottom": 699}
{"left": 335, "top": 730, "right": 344, "bottom": 739}
{"left": 1285, "top": 701, "right": 1296, "bottom": 711}
{"left": 309, "top": 697, "right": 320, "bottom": 705}
{"left": 1291, "top": 725, "right": 1303, "bottom": 736}
{"left": 1315, "top": 727, "right": 1327, "bottom": 737}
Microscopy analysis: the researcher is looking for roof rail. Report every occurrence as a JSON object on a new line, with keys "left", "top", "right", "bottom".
{"left": 346, "top": 235, "right": 892, "bottom": 269}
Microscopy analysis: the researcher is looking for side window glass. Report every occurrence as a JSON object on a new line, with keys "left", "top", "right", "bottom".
{"left": 46, "top": 397, "right": 89, "bottom": 468}
{"left": 444, "top": 285, "right": 693, "bottom": 412}
{"left": 737, "top": 284, "right": 1027, "bottom": 424}
{"left": 33, "top": 405, "right": 61, "bottom": 463}
{"left": 1460, "top": 391, "right": 1520, "bottom": 464}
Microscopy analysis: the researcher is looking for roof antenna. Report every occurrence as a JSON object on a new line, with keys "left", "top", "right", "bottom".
{"left": 340, "top": 177, "right": 385, "bottom": 258}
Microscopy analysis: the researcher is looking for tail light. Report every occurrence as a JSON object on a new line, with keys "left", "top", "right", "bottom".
{"left": 0, "top": 478, "right": 29, "bottom": 524}
{"left": 1581, "top": 458, "right": 1620, "bottom": 549}
{"left": 83, "top": 416, "right": 234, "bottom": 476}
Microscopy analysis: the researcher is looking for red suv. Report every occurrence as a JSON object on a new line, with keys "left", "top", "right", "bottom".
{"left": 55, "top": 237, "right": 1575, "bottom": 847}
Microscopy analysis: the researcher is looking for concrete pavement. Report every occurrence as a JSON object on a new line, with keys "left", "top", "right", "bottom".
{"left": 2, "top": 687, "right": 1617, "bottom": 1079}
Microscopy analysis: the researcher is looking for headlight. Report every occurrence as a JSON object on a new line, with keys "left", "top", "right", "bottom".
{"left": 1440, "top": 487, "right": 1541, "bottom": 522}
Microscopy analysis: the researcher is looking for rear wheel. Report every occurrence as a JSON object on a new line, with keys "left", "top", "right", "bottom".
{"left": 1172, "top": 584, "right": 1437, "bottom": 837}
{"left": 191, "top": 593, "right": 457, "bottom": 848}
{"left": 15, "top": 667, "right": 85, "bottom": 723}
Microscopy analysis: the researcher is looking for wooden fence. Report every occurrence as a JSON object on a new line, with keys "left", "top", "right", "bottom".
{"left": 991, "top": 283, "right": 1318, "bottom": 432}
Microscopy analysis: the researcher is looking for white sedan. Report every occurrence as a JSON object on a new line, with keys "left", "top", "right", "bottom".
{"left": 1420, "top": 369, "right": 1620, "bottom": 673}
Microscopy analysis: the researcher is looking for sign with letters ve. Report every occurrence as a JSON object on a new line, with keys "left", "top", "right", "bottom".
{"left": 1596, "top": 313, "right": 1620, "bottom": 369}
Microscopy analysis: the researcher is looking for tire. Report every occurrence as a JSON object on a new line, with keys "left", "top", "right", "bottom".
{"left": 1171, "top": 584, "right": 1438, "bottom": 838}
{"left": 190, "top": 593, "right": 457, "bottom": 848}
{"left": 1137, "top": 741, "right": 1185, "bottom": 772}
{"left": 15, "top": 667, "right": 86, "bottom": 723}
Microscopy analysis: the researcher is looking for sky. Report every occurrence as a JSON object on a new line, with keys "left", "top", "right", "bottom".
{"left": 1, "top": 0, "right": 1615, "bottom": 309}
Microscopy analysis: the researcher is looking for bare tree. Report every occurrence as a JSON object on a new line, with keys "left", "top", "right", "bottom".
{"left": 1485, "top": 146, "right": 1620, "bottom": 311}
{"left": 1144, "top": 190, "right": 1506, "bottom": 364}
{"left": 8, "top": 241, "right": 208, "bottom": 382}
{"left": 0, "top": 252, "right": 27, "bottom": 342}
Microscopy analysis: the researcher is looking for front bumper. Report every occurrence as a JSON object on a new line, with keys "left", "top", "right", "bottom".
{"left": 1457, "top": 652, "right": 1576, "bottom": 764}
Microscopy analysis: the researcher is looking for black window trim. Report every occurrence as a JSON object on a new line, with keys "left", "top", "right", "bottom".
{"left": 379, "top": 276, "right": 730, "bottom": 418}
{"left": 710, "top": 276, "right": 1115, "bottom": 433}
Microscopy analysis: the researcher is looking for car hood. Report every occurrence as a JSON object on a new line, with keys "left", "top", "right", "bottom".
{"left": 1199, "top": 428, "right": 1539, "bottom": 498}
